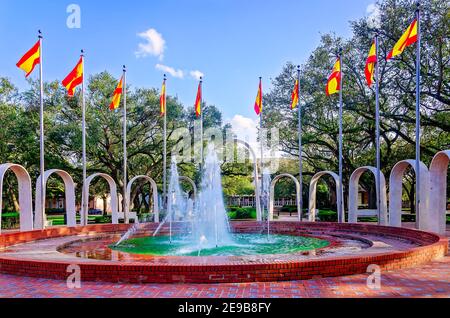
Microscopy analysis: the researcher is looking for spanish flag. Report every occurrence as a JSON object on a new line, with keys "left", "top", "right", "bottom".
{"left": 109, "top": 76, "right": 124, "bottom": 111}
{"left": 365, "top": 41, "right": 377, "bottom": 87}
{"left": 254, "top": 78, "right": 262, "bottom": 115}
{"left": 291, "top": 79, "right": 299, "bottom": 110}
{"left": 62, "top": 57, "right": 83, "bottom": 97}
{"left": 387, "top": 19, "right": 418, "bottom": 60}
{"left": 16, "top": 40, "right": 41, "bottom": 77}
{"left": 326, "top": 59, "right": 341, "bottom": 96}
{"left": 195, "top": 81, "right": 202, "bottom": 118}
{"left": 160, "top": 80, "right": 167, "bottom": 116}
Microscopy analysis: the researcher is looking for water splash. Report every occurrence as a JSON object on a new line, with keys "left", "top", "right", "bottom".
{"left": 192, "top": 144, "right": 233, "bottom": 247}
{"left": 261, "top": 169, "right": 272, "bottom": 238}
{"left": 115, "top": 223, "right": 141, "bottom": 246}
{"left": 117, "top": 145, "right": 234, "bottom": 250}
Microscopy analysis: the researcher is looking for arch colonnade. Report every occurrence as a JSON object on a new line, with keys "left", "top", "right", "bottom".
{"left": 0, "top": 148, "right": 448, "bottom": 235}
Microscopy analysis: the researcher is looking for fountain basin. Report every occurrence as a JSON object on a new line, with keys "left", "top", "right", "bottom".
{"left": 112, "top": 233, "right": 330, "bottom": 257}
{"left": 0, "top": 222, "right": 447, "bottom": 284}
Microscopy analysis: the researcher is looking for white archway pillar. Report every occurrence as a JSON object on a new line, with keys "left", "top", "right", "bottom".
{"left": 82, "top": 173, "right": 119, "bottom": 225}
{"left": 179, "top": 176, "right": 197, "bottom": 199}
{"left": 35, "top": 169, "right": 77, "bottom": 229}
{"left": 429, "top": 150, "right": 450, "bottom": 234}
{"left": 0, "top": 163, "right": 33, "bottom": 233}
{"left": 233, "top": 138, "right": 262, "bottom": 221}
{"left": 389, "top": 160, "right": 430, "bottom": 230}
{"left": 126, "top": 175, "right": 159, "bottom": 224}
{"left": 348, "top": 166, "right": 388, "bottom": 225}
{"left": 269, "top": 174, "right": 301, "bottom": 221}
{"left": 309, "top": 171, "right": 344, "bottom": 223}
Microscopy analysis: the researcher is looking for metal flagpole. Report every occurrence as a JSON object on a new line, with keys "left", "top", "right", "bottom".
{"left": 163, "top": 74, "right": 167, "bottom": 212}
{"left": 38, "top": 30, "right": 45, "bottom": 229}
{"left": 122, "top": 65, "right": 128, "bottom": 223}
{"left": 81, "top": 50, "right": 88, "bottom": 226}
{"left": 375, "top": 34, "right": 382, "bottom": 225}
{"left": 415, "top": 2, "right": 421, "bottom": 226}
{"left": 200, "top": 77, "right": 204, "bottom": 168}
{"left": 259, "top": 77, "right": 264, "bottom": 218}
{"left": 296, "top": 66, "right": 303, "bottom": 221}
{"left": 338, "top": 49, "right": 344, "bottom": 224}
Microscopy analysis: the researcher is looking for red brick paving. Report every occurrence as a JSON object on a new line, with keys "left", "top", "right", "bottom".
{"left": 0, "top": 256, "right": 448, "bottom": 298}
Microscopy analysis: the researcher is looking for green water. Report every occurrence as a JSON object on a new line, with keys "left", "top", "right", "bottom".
{"left": 111, "top": 234, "right": 329, "bottom": 257}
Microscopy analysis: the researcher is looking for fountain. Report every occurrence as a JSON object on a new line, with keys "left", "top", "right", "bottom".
{"left": 151, "top": 157, "right": 189, "bottom": 241}
{"left": 112, "top": 145, "right": 329, "bottom": 257}
{"left": 261, "top": 169, "right": 272, "bottom": 238}
{"left": 191, "top": 144, "right": 233, "bottom": 248}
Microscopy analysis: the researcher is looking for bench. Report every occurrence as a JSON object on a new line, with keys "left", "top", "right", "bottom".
{"left": 117, "top": 212, "right": 138, "bottom": 223}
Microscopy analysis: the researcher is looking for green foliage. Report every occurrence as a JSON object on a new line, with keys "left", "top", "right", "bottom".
{"left": 227, "top": 207, "right": 257, "bottom": 220}
{"left": 263, "top": 0, "right": 449, "bottom": 211}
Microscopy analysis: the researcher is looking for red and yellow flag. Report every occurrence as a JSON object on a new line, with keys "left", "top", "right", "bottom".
{"left": 365, "top": 41, "right": 377, "bottom": 87}
{"left": 195, "top": 82, "right": 202, "bottom": 118}
{"left": 326, "top": 59, "right": 341, "bottom": 96}
{"left": 109, "top": 76, "right": 124, "bottom": 111}
{"left": 62, "top": 57, "right": 83, "bottom": 97}
{"left": 291, "top": 79, "right": 299, "bottom": 110}
{"left": 254, "top": 79, "right": 263, "bottom": 115}
{"left": 387, "top": 19, "right": 418, "bottom": 60}
{"left": 160, "top": 80, "right": 166, "bottom": 116}
{"left": 16, "top": 40, "right": 41, "bottom": 77}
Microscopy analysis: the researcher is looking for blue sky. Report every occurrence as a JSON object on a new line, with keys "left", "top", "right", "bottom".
{"left": 0, "top": 0, "right": 375, "bottom": 129}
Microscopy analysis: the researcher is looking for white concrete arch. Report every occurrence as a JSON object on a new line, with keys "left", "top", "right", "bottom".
{"left": 179, "top": 176, "right": 197, "bottom": 199}
{"left": 126, "top": 175, "right": 159, "bottom": 224}
{"left": 348, "top": 166, "right": 388, "bottom": 225}
{"left": 269, "top": 174, "right": 301, "bottom": 221}
{"left": 429, "top": 150, "right": 450, "bottom": 234}
{"left": 389, "top": 160, "right": 430, "bottom": 230}
{"left": 0, "top": 163, "right": 33, "bottom": 233}
{"left": 34, "top": 169, "right": 77, "bottom": 229}
{"left": 81, "top": 173, "right": 119, "bottom": 225}
{"left": 308, "top": 171, "right": 344, "bottom": 223}
{"left": 233, "top": 138, "right": 262, "bottom": 221}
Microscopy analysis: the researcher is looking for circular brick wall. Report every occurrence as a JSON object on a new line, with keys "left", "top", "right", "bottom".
{"left": 0, "top": 222, "right": 447, "bottom": 284}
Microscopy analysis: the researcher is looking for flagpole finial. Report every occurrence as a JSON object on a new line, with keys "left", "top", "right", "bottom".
{"left": 416, "top": 0, "right": 420, "bottom": 12}
{"left": 200, "top": 76, "right": 203, "bottom": 83}
{"left": 164, "top": 74, "right": 167, "bottom": 81}
{"left": 81, "top": 49, "right": 84, "bottom": 57}
{"left": 297, "top": 65, "right": 301, "bottom": 72}
{"left": 123, "top": 65, "right": 126, "bottom": 72}
{"left": 38, "top": 30, "right": 43, "bottom": 39}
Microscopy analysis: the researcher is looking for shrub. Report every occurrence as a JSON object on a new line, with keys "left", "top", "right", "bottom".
{"left": 227, "top": 207, "right": 256, "bottom": 220}
{"left": 318, "top": 210, "right": 338, "bottom": 222}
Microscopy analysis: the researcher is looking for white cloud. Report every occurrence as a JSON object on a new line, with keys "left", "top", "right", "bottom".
{"left": 135, "top": 28, "right": 166, "bottom": 59}
{"left": 155, "top": 64, "right": 184, "bottom": 79}
{"left": 366, "top": 3, "right": 381, "bottom": 29}
{"left": 190, "top": 70, "right": 204, "bottom": 81}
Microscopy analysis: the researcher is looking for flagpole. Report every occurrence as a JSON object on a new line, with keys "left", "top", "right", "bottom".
{"left": 81, "top": 50, "right": 88, "bottom": 226}
{"left": 296, "top": 66, "right": 303, "bottom": 221}
{"left": 338, "top": 49, "right": 344, "bottom": 224}
{"left": 415, "top": 2, "right": 421, "bottom": 226}
{"left": 200, "top": 77, "right": 204, "bottom": 168}
{"left": 374, "top": 33, "right": 382, "bottom": 225}
{"left": 122, "top": 65, "right": 128, "bottom": 224}
{"left": 38, "top": 30, "right": 45, "bottom": 229}
{"left": 259, "top": 77, "right": 264, "bottom": 219}
{"left": 162, "top": 74, "right": 167, "bottom": 214}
